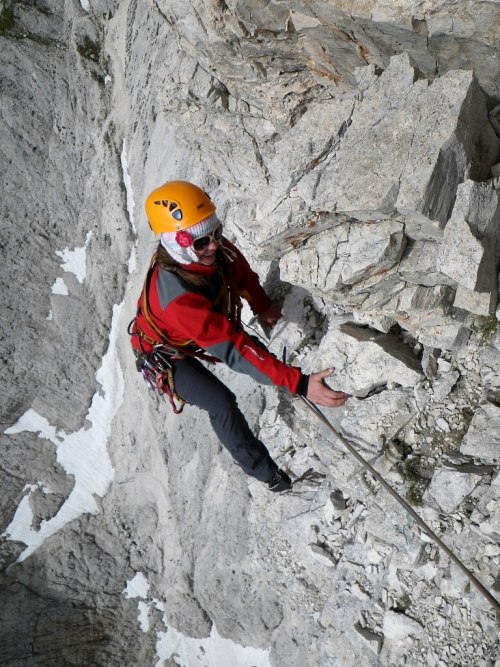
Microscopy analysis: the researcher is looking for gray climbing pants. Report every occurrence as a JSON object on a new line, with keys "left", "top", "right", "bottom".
{"left": 170, "top": 356, "right": 278, "bottom": 483}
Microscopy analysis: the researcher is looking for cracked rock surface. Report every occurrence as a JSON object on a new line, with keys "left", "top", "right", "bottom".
{"left": 2, "top": 0, "right": 500, "bottom": 665}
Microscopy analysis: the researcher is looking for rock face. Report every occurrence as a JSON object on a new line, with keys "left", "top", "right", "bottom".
{"left": 2, "top": 0, "right": 500, "bottom": 666}
{"left": 461, "top": 403, "right": 500, "bottom": 460}
{"left": 439, "top": 180, "right": 500, "bottom": 315}
{"left": 280, "top": 219, "right": 407, "bottom": 293}
{"left": 313, "top": 55, "right": 496, "bottom": 226}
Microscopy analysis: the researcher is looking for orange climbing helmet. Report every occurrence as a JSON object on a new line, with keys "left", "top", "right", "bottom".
{"left": 145, "top": 181, "right": 216, "bottom": 235}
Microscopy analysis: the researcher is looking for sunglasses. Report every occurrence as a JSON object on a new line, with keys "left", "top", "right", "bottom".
{"left": 193, "top": 223, "right": 223, "bottom": 252}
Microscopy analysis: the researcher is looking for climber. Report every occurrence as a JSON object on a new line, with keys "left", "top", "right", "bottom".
{"left": 130, "top": 181, "right": 348, "bottom": 492}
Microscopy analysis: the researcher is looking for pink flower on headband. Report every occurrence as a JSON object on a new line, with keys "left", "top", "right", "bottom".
{"left": 175, "top": 230, "right": 193, "bottom": 248}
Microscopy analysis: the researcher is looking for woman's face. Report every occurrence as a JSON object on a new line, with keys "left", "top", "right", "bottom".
{"left": 194, "top": 239, "right": 219, "bottom": 266}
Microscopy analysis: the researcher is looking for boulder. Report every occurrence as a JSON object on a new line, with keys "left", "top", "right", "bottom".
{"left": 354, "top": 623, "right": 383, "bottom": 654}
{"left": 340, "top": 388, "right": 417, "bottom": 453}
{"left": 279, "top": 219, "right": 406, "bottom": 293}
{"left": 461, "top": 403, "right": 500, "bottom": 460}
{"left": 423, "top": 469, "right": 482, "bottom": 513}
{"left": 393, "top": 309, "right": 469, "bottom": 349}
{"left": 313, "top": 53, "right": 498, "bottom": 227}
{"left": 302, "top": 323, "right": 422, "bottom": 396}
{"left": 398, "top": 239, "right": 455, "bottom": 287}
{"left": 421, "top": 347, "right": 439, "bottom": 379}
{"left": 383, "top": 610, "right": 423, "bottom": 641}
{"left": 384, "top": 284, "right": 455, "bottom": 315}
{"left": 480, "top": 344, "right": 500, "bottom": 390}
{"left": 438, "top": 180, "right": 500, "bottom": 315}
{"left": 432, "top": 371, "right": 460, "bottom": 403}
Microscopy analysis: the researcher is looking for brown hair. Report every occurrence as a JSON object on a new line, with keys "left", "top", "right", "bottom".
{"left": 156, "top": 242, "right": 207, "bottom": 287}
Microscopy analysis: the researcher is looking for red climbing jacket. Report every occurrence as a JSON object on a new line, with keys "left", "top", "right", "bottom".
{"left": 131, "top": 239, "right": 304, "bottom": 394}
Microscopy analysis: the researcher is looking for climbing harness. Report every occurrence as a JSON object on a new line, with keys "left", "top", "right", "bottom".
{"left": 130, "top": 246, "right": 244, "bottom": 414}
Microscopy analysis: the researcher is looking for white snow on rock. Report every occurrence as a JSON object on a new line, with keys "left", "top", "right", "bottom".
{"left": 121, "top": 139, "right": 136, "bottom": 235}
{"left": 128, "top": 247, "right": 136, "bottom": 274}
{"left": 121, "top": 139, "right": 137, "bottom": 274}
{"left": 79, "top": 0, "right": 90, "bottom": 11}
{"left": 51, "top": 277, "right": 68, "bottom": 295}
{"left": 155, "top": 623, "right": 272, "bottom": 667}
{"left": 123, "top": 572, "right": 150, "bottom": 599}
{"left": 123, "top": 573, "right": 152, "bottom": 632}
{"left": 137, "top": 601, "right": 151, "bottom": 632}
{"left": 2, "top": 302, "right": 124, "bottom": 562}
{"left": 55, "top": 231, "right": 92, "bottom": 283}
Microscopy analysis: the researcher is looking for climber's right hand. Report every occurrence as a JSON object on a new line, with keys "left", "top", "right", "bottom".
{"left": 306, "top": 368, "right": 349, "bottom": 408}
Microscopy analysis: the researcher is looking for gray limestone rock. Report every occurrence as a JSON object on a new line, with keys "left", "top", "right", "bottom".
{"left": 454, "top": 284, "right": 498, "bottom": 316}
{"left": 354, "top": 623, "right": 383, "bottom": 654}
{"left": 313, "top": 53, "right": 498, "bottom": 227}
{"left": 302, "top": 322, "right": 422, "bottom": 396}
{"left": 432, "top": 371, "right": 460, "bottom": 403}
{"left": 384, "top": 284, "right": 455, "bottom": 315}
{"left": 279, "top": 219, "right": 406, "bottom": 293}
{"left": 398, "top": 239, "right": 455, "bottom": 287}
{"left": 309, "top": 543, "right": 336, "bottom": 567}
{"left": 480, "top": 344, "right": 500, "bottom": 391}
{"left": 423, "top": 469, "right": 482, "bottom": 514}
{"left": 340, "top": 388, "right": 417, "bottom": 453}
{"left": 491, "top": 330, "right": 500, "bottom": 353}
{"left": 421, "top": 347, "right": 439, "bottom": 379}
{"left": 393, "top": 309, "right": 468, "bottom": 349}
{"left": 383, "top": 610, "right": 423, "bottom": 640}
{"left": 4, "top": 0, "right": 500, "bottom": 665}
{"left": 333, "top": 1, "right": 500, "bottom": 99}
{"left": 438, "top": 180, "right": 500, "bottom": 315}
{"left": 461, "top": 403, "right": 500, "bottom": 460}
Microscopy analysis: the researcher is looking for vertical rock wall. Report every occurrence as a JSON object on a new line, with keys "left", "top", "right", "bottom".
{"left": 1, "top": 0, "right": 500, "bottom": 665}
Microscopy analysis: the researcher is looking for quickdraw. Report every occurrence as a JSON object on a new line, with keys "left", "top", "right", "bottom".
{"left": 135, "top": 347, "right": 186, "bottom": 414}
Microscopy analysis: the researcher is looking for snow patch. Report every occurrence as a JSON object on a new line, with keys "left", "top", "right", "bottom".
{"left": 47, "top": 310, "right": 53, "bottom": 320}
{"left": 104, "top": 75, "right": 111, "bottom": 84}
{"left": 123, "top": 573, "right": 153, "bottom": 633}
{"left": 51, "top": 277, "right": 68, "bottom": 295}
{"left": 2, "top": 302, "right": 125, "bottom": 562}
{"left": 79, "top": 0, "right": 90, "bottom": 11}
{"left": 122, "top": 573, "right": 271, "bottom": 663}
{"left": 128, "top": 246, "right": 136, "bottom": 274}
{"left": 55, "top": 231, "right": 92, "bottom": 283}
{"left": 138, "top": 601, "right": 151, "bottom": 632}
{"left": 121, "top": 140, "right": 136, "bottom": 235}
{"left": 155, "top": 623, "right": 272, "bottom": 667}
{"left": 123, "top": 571, "right": 150, "bottom": 599}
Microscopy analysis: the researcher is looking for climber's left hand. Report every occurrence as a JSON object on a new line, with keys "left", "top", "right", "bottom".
{"left": 258, "top": 303, "right": 282, "bottom": 329}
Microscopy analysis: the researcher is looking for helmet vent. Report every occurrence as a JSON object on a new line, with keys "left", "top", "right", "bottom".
{"left": 172, "top": 209, "right": 183, "bottom": 221}
{"left": 162, "top": 200, "right": 168, "bottom": 207}
{"left": 169, "top": 202, "right": 178, "bottom": 211}
{"left": 154, "top": 201, "right": 161, "bottom": 205}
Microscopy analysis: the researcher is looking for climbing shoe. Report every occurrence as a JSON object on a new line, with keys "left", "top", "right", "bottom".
{"left": 265, "top": 469, "right": 292, "bottom": 492}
